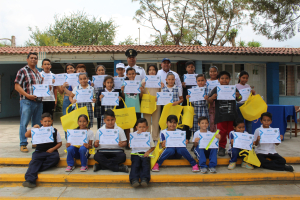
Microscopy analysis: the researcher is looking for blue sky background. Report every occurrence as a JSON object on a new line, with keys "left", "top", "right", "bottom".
{"left": 1, "top": 0, "right": 299, "bottom": 47}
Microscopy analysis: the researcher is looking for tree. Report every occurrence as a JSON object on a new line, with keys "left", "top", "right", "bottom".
{"left": 226, "top": 28, "right": 238, "bottom": 46}
{"left": 238, "top": 40, "right": 246, "bottom": 47}
{"left": 248, "top": 0, "right": 300, "bottom": 41}
{"left": 247, "top": 41, "right": 262, "bottom": 47}
{"left": 119, "top": 36, "right": 138, "bottom": 45}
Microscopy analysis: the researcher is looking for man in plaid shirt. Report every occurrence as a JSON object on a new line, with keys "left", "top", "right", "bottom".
{"left": 14, "top": 52, "right": 43, "bottom": 153}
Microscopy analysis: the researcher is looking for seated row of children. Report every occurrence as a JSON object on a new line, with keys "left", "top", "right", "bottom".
{"left": 22, "top": 110, "right": 294, "bottom": 188}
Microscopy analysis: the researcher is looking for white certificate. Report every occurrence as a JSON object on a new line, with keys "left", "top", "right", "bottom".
{"left": 135, "top": 75, "right": 142, "bottom": 81}
{"left": 67, "top": 130, "right": 87, "bottom": 146}
{"left": 217, "top": 85, "right": 236, "bottom": 100}
{"left": 145, "top": 75, "right": 161, "bottom": 88}
{"left": 259, "top": 128, "right": 281, "bottom": 144}
{"left": 31, "top": 127, "right": 54, "bottom": 145}
{"left": 53, "top": 73, "right": 66, "bottom": 86}
{"left": 165, "top": 131, "right": 186, "bottom": 147}
{"left": 65, "top": 73, "right": 80, "bottom": 87}
{"left": 188, "top": 87, "right": 206, "bottom": 102}
{"left": 239, "top": 88, "right": 251, "bottom": 102}
{"left": 156, "top": 92, "right": 173, "bottom": 105}
{"left": 42, "top": 73, "right": 54, "bottom": 85}
{"left": 198, "top": 132, "right": 219, "bottom": 149}
{"left": 114, "top": 77, "right": 125, "bottom": 89}
{"left": 124, "top": 81, "right": 140, "bottom": 93}
{"left": 130, "top": 132, "right": 151, "bottom": 148}
{"left": 33, "top": 84, "right": 50, "bottom": 97}
{"left": 98, "top": 129, "right": 119, "bottom": 144}
{"left": 92, "top": 75, "right": 107, "bottom": 88}
{"left": 75, "top": 89, "right": 93, "bottom": 103}
{"left": 233, "top": 132, "right": 254, "bottom": 150}
{"left": 101, "top": 92, "right": 119, "bottom": 106}
{"left": 184, "top": 74, "right": 198, "bottom": 85}
{"left": 206, "top": 80, "right": 220, "bottom": 94}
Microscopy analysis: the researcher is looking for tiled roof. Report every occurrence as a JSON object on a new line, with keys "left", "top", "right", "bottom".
{"left": 0, "top": 45, "right": 299, "bottom": 56}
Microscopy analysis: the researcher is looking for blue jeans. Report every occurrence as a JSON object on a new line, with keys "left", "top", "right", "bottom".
{"left": 236, "top": 104, "right": 253, "bottom": 134}
{"left": 19, "top": 99, "right": 43, "bottom": 146}
{"left": 157, "top": 147, "right": 197, "bottom": 166}
{"left": 194, "top": 148, "right": 217, "bottom": 168}
{"left": 62, "top": 96, "right": 71, "bottom": 115}
{"left": 229, "top": 148, "right": 242, "bottom": 163}
{"left": 67, "top": 146, "right": 89, "bottom": 167}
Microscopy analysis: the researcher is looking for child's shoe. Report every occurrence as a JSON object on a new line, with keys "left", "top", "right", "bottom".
{"left": 22, "top": 180, "right": 36, "bottom": 188}
{"left": 80, "top": 166, "right": 88, "bottom": 172}
{"left": 241, "top": 162, "right": 254, "bottom": 170}
{"left": 119, "top": 164, "right": 129, "bottom": 173}
{"left": 200, "top": 167, "right": 208, "bottom": 174}
{"left": 152, "top": 163, "right": 159, "bottom": 172}
{"left": 209, "top": 167, "right": 217, "bottom": 173}
{"left": 228, "top": 162, "right": 236, "bottom": 170}
{"left": 140, "top": 178, "right": 148, "bottom": 187}
{"left": 192, "top": 164, "right": 200, "bottom": 172}
{"left": 218, "top": 147, "right": 225, "bottom": 156}
{"left": 93, "top": 163, "right": 101, "bottom": 172}
{"left": 65, "top": 166, "right": 75, "bottom": 172}
{"left": 284, "top": 165, "right": 294, "bottom": 172}
{"left": 131, "top": 179, "right": 140, "bottom": 187}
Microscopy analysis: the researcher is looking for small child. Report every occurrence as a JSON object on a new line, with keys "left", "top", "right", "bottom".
{"left": 227, "top": 118, "right": 254, "bottom": 170}
{"left": 193, "top": 117, "right": 220, "bottom": 173}
{"left": 254, "top": 112, "right": 294, "bottom": 172}
{"left": 65, "top": 114, "right": 94, "bottom": 172}
{"left": 207, "top": 66, "right": 219, "bottom": 132}
{"left": 152, "top": 115, "right": 199, "bottom": 172}
{"left": 115, "top": 63, "right": 125, "bottom": 78}
{"left": 129, "top": 118, "right": 155, "bottom": 187}
{"left": 208, "top": 71, "right": 241, "bottom": 156}
{"left": 93, "top": 109, "right": 129, "bottom": 173}
{"left": 162, "top": 72, "right": 183, "bottom": 106}
{"left": 23, "top": 113, "right": 62, "bottom": 188}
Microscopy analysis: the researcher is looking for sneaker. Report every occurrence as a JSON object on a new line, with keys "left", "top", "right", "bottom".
{"left": 131, "top": 179, "right": 140, "bottom": 187}
{"left": 119, "top": 164, "right": 129, "bottom": 173}
{"left": 209, "top": 167, "right": 217, "bottom": 173}
{"left": 218, "top": 147, "right": 225, "bottom": 156}
{"left": 65, "top": 166, "right": 75, "bottom": 172}
{"left": 140, "top": 178, "right": 148, "bottom": 187}
{"left": 192, "top": 164, "right": 200, "bottom": 172}
{"left": 200, "top": 167, "right": 208, "bottom": 174}
{"left": 152, "top": 163, "right": 159, "bottom": 172}
{"left": 93, "top": 163, "right": 101, "bottom": 172}
{"left": 32, "top": 144, "right": 37, "bottom": 149}
{"left": 228, "top": 162, "right": 236, "bottom": 170}
{"left": 191, "top": 146, "right": 195, "bottom": 152}
{"left": 284, "top": 165, "right": 294, "bottom": 172}
{"left": 20, "top": 145, "right": 29, "bottom": 153}
{"left": 22, "top": 180, "right": 36, "bottom": 188}
{"left": 80, "top": 166, "right": 88, "bottom": 172}
{"left": 241, "top": 162, "right": 254, "bottom": 170}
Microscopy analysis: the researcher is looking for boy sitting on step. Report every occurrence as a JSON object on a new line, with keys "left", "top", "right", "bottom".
{"left": 23, "top": 113, "right": 62, "bottom": 188}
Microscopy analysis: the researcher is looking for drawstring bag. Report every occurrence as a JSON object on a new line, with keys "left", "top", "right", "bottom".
{"left": 113, "top": 98, "right": 137, "bottom": 130}
{"left": 61, "top": 103, "right": 89, "bottom": 132}
{"left": 140, "top": 89, "right": 157, "bottom": 114}
{"left": 239, "top": 148, "right": 261, "bottom": 167}
{"left": 182, "top": 99, "right": 194, "bottom": 128}
{"left": 240, "top": 94, "right": 267, "bottom": 121}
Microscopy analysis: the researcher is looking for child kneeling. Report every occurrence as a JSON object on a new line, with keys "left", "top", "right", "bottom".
{"left": 193, "top": 117, "right": 220, "bottom": 173}
{"left": 23, "top": 113, "right": 62, "bottom": 188}
{"left": 152, "top": 115, "right": 199, "bottom": 172}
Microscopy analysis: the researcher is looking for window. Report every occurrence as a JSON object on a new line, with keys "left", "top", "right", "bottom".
{"left": 279, "top": 65, "right": 286, "bottom": 95}
{"left": 286, "top": 65, "right": 295, "bottom": 96}
{"left": 202, "top": 64, "right": 211, "bottom": 79}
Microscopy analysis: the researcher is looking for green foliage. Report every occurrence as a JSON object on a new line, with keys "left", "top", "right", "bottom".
{"left": 119, "top": 36, "right": 138, "bottom": 45}
{"left": 0, "top": 43, "right": 6, "bottom": 47}
{"left": 247, "top": 41, "right": 262, "bottom": 47}
{"left": 55, "top": 93, "right": 64, "bottom": 112}
{"left": 238, "top": 40, "right": 246, "bottom": 47}
{"left": 226, "top": 29, "right": 239, "bottom": 46}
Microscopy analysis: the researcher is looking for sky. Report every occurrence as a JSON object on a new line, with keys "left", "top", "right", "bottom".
{"left": 0, "top": 0, "right": 299, "bottom": 48}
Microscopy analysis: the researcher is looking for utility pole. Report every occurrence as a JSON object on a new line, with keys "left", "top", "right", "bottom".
{"left": 138, "top": 28, "right": 140, "bottom": 45}
{"left": 0, "top": 36, "right": 16, "bottom": 47}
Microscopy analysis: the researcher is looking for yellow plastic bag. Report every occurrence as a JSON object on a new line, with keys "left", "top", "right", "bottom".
{"left": 182, "top": 99, "right": 194, "bottom": 128}
{"left": 159, "top": 103, "right": 183, "bottom": 130}
{"left": 240, "top": 94, "right": 268, "bottom": 121}
{"left": 150, "top": 140, "right": 165, "bottom": 169}
{"left": 60, "top": 103, "right": 89, "bottom": 132}
{"left": 113, "top": 98, "right": 137, "bottom": 130}
{"left": 239, "top": 148, "right": 261, "bottom": 167}
{"left": 140, "top": 89, "right": 157, "bottom": 114}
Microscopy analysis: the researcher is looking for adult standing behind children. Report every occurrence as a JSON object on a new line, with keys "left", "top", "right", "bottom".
{"left": 124, "top": 49, "right": 146, "bottom": 82}
{"left": 15, "top": 52, "right": 43, "bottom": 153}
{"left": 157, "top": 58, "right": 182, "bottom": 91}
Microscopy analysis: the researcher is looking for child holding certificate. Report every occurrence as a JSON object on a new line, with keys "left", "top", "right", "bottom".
{"left": 93, "top": 109, "right": 129, "bottom": 173}
{"left": 65, "top": 114, "right": 94, "bottom": 172}
{"left": 23, "top": 113, "right": 62, "bottom": 188}
{"left": 253, "top": 112, "right": 294, "bottom": 172}
{"left": 161, "top": 72, "right": 183, "bottom": 106}
{"left": 228, "top": 118, "right": 254, "bottom": 170}
{"left": 193, "top": 117, "right": 220, "bottom": 173}
{"left": 70, "top": 73, "right": 96, "bottom": 128}
{"left": 207, "top": 66, "right": 219, "bottom": 133}
{"left": 152, "top": 115, "right": 199, "bottom": 172}
{"left": 208, "top": 71, "right": 241, "bottom": 156}
{"left": 129, "top": 118, "right": 155, "bottom": 187}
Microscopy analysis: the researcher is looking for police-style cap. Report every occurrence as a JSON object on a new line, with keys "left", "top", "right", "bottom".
{"left": 116, "top": 63, "right": 125, "bottom": 69}
{"left": 161, "top": 58, "right": 171, "bottom": 63}
{"left": 125, "top": 49, "right": 138, "bottom": 57}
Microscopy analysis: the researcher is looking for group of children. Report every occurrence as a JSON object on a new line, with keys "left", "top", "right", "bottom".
{"left": 22, "top": 59, "right": 294, "bottom": 188}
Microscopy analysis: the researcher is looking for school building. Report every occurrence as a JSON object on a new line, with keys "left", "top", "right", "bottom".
{"left": 0, "top": 45, "right": 299, "bottom": 118}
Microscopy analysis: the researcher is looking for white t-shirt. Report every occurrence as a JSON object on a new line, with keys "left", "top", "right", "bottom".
{"left": 157, "top": 69, "right": 182, "bottom": 90}
{"left": 165, "top": 85, "right": 183, "bottom": 97}
{"left": 124, "top": 65, "right": 146, "bottom": 82}
{"left": 41, "top": 71, "right": 55, "bottom": 101}
{"left": 254, "top": 126, "right": 277, "bottom": 154}
{"left": 32, "top": 126, "right": 62, "bottom": 143}
{"left": 192, "top": 130, "right": 213, "bottom": 142}
{"left": 95, "top": 123, "right": 127, "bottom": 149}
{"left": 86, "top": 129, "right": 95, "bottom": 142}
{"left": 130, "top": 131, "right": 155, "bottom": 154}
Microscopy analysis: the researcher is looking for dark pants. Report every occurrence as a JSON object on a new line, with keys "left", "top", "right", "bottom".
{"left": 97, "top": 118, "right": 101, "bottom": 129}
{"left": 129, "top": 154, "right": 151, "bottom": 183}
{"left": 257, "top": 153, "right": 286, "bottom": 171}
{"left": 25, "top": 151, "right": 60, "bottom": 183}
{"left": 183, "top": 125, "right": 192, "bottom": 141}
{"left": 94, "top": 150, "right": 126, "bottom": 172}
{"left": 43, "top": 101, "right": 55, "bottom": 116}
{"left": 229, "top": 148, "right": 242, "bottom": 163}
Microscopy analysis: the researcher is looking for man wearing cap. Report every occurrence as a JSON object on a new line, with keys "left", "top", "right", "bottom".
{"left": 157, "top": 58, "right": 182, "bottom": 90}
{"left": 124, "top": 49, "right": 146, "bottom": 82}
